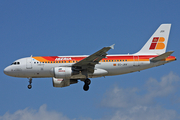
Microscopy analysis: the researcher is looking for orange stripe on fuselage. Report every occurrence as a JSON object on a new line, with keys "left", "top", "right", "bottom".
{"left": 32, "top": 55, "right": 176, "bottom": 63}
{"left": 33, "top": 57, "right": 49, "bottom": 62}
{"left": 165, "top": 56, "right": 176, "bottom": 61}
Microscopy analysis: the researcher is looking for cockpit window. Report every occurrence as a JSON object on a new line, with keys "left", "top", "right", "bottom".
{"left": 11, "top": 62, "right": 20, "bottom": 65}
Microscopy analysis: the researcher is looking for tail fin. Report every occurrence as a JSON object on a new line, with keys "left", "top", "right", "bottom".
{"left": 135, "top": 24, "right": 171, "bottom": 55}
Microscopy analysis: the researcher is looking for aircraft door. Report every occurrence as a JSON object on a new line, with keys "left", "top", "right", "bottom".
{"left": 133, "top": 56, "right": 139, "bottom": 66}
{"left": 26, "top": 58, "right": 32, "bottom": 69}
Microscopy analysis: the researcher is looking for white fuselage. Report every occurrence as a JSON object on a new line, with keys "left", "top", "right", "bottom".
{"left": 3, "top": 24, "right": 176, "bottom": 91}
{"left": 4, "top": 54, "right": 175, "bottom": 79}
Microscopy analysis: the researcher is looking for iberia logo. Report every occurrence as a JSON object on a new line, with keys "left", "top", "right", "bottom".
{"left": 149, "top": 37, "right": 165, "bottom": 50}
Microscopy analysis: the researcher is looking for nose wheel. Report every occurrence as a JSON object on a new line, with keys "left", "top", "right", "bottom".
{"left": 83, "top": 78, "right": 91, "bottom": 91}
{"left": 27, "top": 78, "right": 32, "bottom": 89}
{"left": 28, "top": 84, "right": 32, "bottom": 89}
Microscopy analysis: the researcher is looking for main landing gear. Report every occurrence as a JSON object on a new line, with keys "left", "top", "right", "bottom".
{"left": 83, "top": 78, "right": 91, "bottom": 91}
{"left": 27, "top": 78, "right": 32, "bottom": 89}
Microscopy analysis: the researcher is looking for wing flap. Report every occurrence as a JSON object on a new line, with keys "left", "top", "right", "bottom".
{"left": 150, "top": 51, "right": 174, "bottom": 62}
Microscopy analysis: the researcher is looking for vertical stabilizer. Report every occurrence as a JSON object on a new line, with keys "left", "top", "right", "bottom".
{"left": 135, "top": 24, "right": 171, "bottom": 55}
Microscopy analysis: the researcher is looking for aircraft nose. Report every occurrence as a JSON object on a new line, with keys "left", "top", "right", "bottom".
{"left": 4, "top": 66, "right": 12, "bottom": 76}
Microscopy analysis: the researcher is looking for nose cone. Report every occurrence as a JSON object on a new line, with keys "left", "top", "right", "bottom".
{"left": 4, "top": 66, "right": 12, "bottom": 76}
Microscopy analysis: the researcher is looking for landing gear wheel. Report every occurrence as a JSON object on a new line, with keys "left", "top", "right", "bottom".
{"left": 83, "top": 78, "right": 91, "bottom": 91}
{"left": 85, "top": 78, "right": 91, "bottom": 85}
{"left": 28, "top": 85, "right": 32, "bottom": 89}
{"left": 27, "top": 78, "right": 32, "bottom": 89}
{"left": 83, "top": 84, "right": 89, "bottom": 91}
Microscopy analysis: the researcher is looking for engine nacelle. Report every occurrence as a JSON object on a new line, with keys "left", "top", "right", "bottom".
{"left": 53, "top": 67, "right": 72, "bottom": 78}
{"left": 52, "top": 77, "right": 78, "bottom": 87}
{"left": 52, "top": 77, "right": 70, "bottom": 87}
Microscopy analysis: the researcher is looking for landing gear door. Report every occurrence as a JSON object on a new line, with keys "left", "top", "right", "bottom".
{"left": 26, "top": 58, "right": 32, "bottom": 69}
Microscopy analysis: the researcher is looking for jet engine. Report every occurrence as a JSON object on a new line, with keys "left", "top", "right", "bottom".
{"left": 53, "top": 67, "right": 72, "bottom": 78}
{"left": 52, "top": 77, "right": 78, "bottom": 87}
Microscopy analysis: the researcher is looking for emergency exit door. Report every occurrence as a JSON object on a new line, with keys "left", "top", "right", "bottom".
{"left": 26, "top": 58, "right": 32, "bottom": 69}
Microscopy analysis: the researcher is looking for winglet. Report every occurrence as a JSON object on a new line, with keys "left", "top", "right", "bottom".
{"left": 110, "top": 44, "right": 115, "bottom": 49}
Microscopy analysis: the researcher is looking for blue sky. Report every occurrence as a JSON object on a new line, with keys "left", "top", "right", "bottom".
{"left": 0, "top": 1, "right": 180, "bottom": 120}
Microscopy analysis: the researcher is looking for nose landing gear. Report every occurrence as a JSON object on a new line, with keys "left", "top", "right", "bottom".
{"left": 83, "top": 78, "right": 91, "bottom": 91}
{"left": 27, "top": 78, "right": 32, "bottom": 89}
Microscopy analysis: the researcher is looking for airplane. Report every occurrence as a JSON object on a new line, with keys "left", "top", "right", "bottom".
{"left": 4, "top": 24, "right": 176, "bottom": 91}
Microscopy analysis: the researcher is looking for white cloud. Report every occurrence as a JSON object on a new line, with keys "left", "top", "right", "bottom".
{"left": 101, "top": 72, "right": 180, "bottom": 120}
{"left": 0, "top": 105, "right": 95, "bottom": 120}
{"left": 145, "top": 72, "right": 180, "bottom": 97}
{"left": 1, "top": 72, "right": 180, "bottom": 120}
{"left": 110, "top": 106, "right": 178, "bottom": 120}
{"left": 0, "top": 104, "right": 70, "bottom": 120}
{"left": 101, "top": 86, "right": 141, "bottom": 108}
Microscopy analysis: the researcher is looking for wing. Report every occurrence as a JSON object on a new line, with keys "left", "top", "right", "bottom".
{"left": 72, "top": 44, "right": 115, "bottom": 73}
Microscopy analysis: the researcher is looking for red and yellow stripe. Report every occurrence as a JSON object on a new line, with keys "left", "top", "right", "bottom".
{"left": 32, "top": 55, "right": 176, "bottom": 63}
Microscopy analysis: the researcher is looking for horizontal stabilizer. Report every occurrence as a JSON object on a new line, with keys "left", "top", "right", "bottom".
{"left": 150, "top": 51, "right": 174, "bottom": 62}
